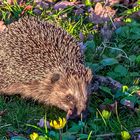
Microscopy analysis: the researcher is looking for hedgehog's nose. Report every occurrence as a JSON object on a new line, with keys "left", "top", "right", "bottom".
{"left": 66, "top": 107, "right": 77, "bottom": 120}
{"left": 67, "top": 108, "right": 88, "bottom": 120}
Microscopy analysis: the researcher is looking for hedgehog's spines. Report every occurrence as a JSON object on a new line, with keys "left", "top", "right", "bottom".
{"left": 0, "top": 16, "right": 92, "bottom": 118}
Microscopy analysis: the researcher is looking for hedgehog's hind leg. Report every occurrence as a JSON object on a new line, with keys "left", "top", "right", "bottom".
{"left": 0, "top": 82, "right": 41, "bottom": 105}
{"left": 0, "top": 82, "right": 44, "bottom": 101}
{"left": 0, "top": 83, "right": 25, "bottom": 96}
{"left": 0, "top": 80, "right": 50, "bottom": 106}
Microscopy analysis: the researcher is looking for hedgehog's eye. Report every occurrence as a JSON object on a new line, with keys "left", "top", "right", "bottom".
{"left": 66, "top": 94, "right": 74, "bottom": 102}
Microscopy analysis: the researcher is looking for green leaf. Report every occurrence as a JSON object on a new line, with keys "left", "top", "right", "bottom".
{"left": 100, "top": 58, "right": 118, "bottom": 66}
{"left": 49, "top": 131, "right": 56, "bottom": 137}
{"left": 86, "top": 63, "right": 100, "bottom": 72}
{"left": 121, "top": 95, "right": 138, "bottom": 103}
{"left": 114, "top": 65, "right": 128, "bottom": 76}
{"left": 103, "top": 98, "right": 114, "bottom": 104}
{"left": 129, "top": 55, "right": 137, "bottom": 62}
{"left": 78, "top": 121, "right": 85, "bottom": 127}
{"left": 120, "top": 98, "right": 134, "bottom": 109}
{"left": 107, "top": 71, "right": 120, "bottom": 78}
{"left": 115, "top": 26, "right": 130, "bottom": 37}
{"left": 99, "top": 86, "right": 112, "bottom": 95}
{"left": 84, "top": 40, "right": 96, "bottom": 62}
{"left": 77, "top": 134, "right": 88, "bottom": 139}
{"left": 62, "top": 132, "right": 76, "bottom": 140}
{"left": 68, "top": 124, "right": 81, "bottom": 134}
{"left": 115, "top": 21, "right": 140, "bottom": 39}
{"left": 136, "top": 55, "right": 140, "bottom": 65}
{"left": 115, "top": 91, "right": 125, "bottom": 99}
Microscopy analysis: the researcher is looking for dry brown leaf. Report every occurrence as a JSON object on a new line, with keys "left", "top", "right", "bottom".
{"left": 21, "top": 5, "right": 33, "bottom": 15}
{"left": 89, "top": 2, "right": 116, "bottom": 24}
{"left": 54, "top": 1, "right": 75, "bottom": 10}
{"left": 0, "top": 21, "right": 6, "bottom": 32}
{"left": 94, "top": 2, "right": 103, "bottom": 15}
{"left": 121, "top": 99, "right": 134, "bottom": 109}
{"left": 99, "top": 102, "right": 117, "bottom": 113}
{"left": 106, "top": 0, "right": 121, "bottom": 6}
{"left": 137, "top": 90, "right": 140, "bottom": 96}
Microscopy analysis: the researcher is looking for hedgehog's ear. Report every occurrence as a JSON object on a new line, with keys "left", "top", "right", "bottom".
{"left": 51, "top": 73, "right": 61, "bottom": 84}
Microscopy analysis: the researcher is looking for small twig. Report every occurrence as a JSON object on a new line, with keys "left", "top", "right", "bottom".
{"left": 94, "top": 127, "right": 140, "bottom": 138}
{"left": 95, "top": 132, "right": 118, "bottom": 138}
{"left": 91, "top": 75, "right": 123, "bottom": 92}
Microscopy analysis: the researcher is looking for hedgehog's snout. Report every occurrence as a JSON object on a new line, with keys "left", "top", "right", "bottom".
{"left": 67, "top": 102, "right": 88, "bottom": 120}
{"left": 67, "top": 107, "right": 88, "bottom": 120}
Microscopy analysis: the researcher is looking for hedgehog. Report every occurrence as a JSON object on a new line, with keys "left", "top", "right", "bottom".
{"left": 0, "top": 16, "right": 92, "bottom": 119}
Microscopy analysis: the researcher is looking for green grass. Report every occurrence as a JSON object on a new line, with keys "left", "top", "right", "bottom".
{"left": 0, "top": 0, "right": 140, "bottom": 139}
{"left": 0, "top": 96, "right": 65, "bottom": 138}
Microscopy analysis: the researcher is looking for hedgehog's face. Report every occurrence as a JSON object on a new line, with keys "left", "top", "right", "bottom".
{"left": 48, "top": 70, "right": 92, "bottom": 119}
{"left": 62, "top": 84, "right": 89, "bottom": 119}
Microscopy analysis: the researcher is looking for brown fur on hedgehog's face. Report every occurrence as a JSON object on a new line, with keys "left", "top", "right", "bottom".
{"left": 44, "top": 71, "right": 92, "bottom": 119}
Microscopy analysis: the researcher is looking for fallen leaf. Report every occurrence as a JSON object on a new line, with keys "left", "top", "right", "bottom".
{"left": 0, "top": 21, "right": 6, "bottom": 32}
{"left": 100, "top": 102, "right": 117, "bottom": 113}
{"left": 33, "top": 8, "right": 42, "bottom": 15}
{"left": 89, "top": 2, "right": 116, "bottom": 24}
{"left": 54, "top": 1, "right": 75, "bottom": 10}
{"left": 121, "top": 99, "right": 134, "bottom": 109}
{"left": 7, "top": 0, "right": 14, "bottom": 4}
{"left": 137, "top": 90, "right": 140, "bottom": 96}
{"left": 21, "top": 5, "right": 33, "bottom": 15}
{"left": 108, "top": 102, "right": 117, "bottom": 112}
{"left": 94, "top": 2, "right": 103, "bottom": 15}
{"left": 39, "top": 1, "right": 49, "bottom": 10}
{"left": 113, "top": 17, "right": 124, "bottom": 28}
{"left": 23, "top": 5, "right": 32, "bottom": 11}
{"left": 6, "top": 131, "right": 18, "bottom": 138}
{"left": 106, "top": 0, "right": 121, "bottom": 6}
